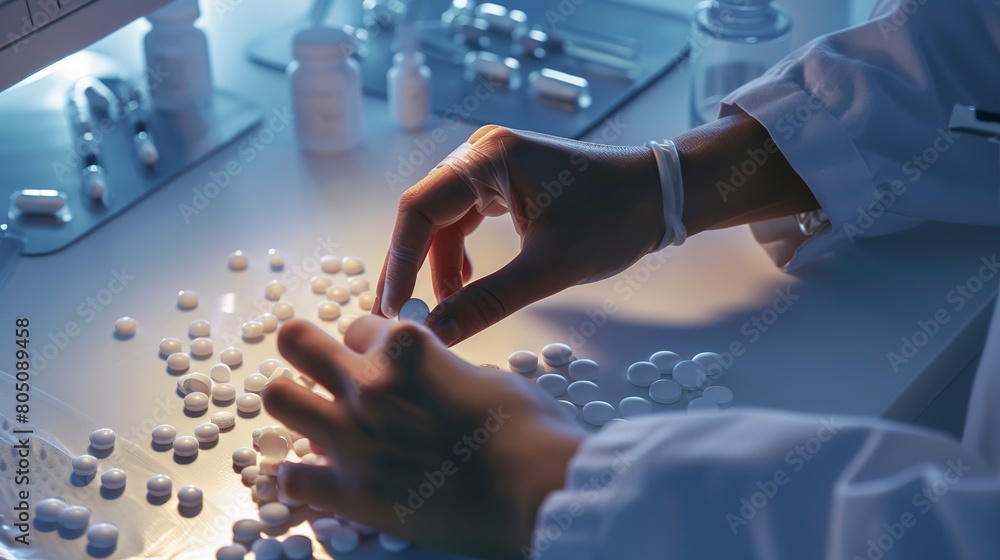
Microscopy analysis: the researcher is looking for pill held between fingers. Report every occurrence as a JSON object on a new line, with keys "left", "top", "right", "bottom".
{"left": 114, "top": 317, "right": 137, "bottom": 337}
{"left": 259, "top": 313, "right": 279, "bottom": 333}
{"left": 252, "top": 538, "right": 283, "bottom": 560}
{"left": 86, "top": 522, "right": 119, "bottom": 548}
{"left": 72, "top": 455, "right": 98, "bottom": 476}
{"left": 244, "top": 373, "right": 268, "bottom": 393}
{"left": 673, "top": 360, "right": 708, "bottom": 390}
{"left": 311, "top": 276, "right": 333, "bottom": 294}
{"left": 101, "top": 468, "right": 127, "bottom": 490}
{"left": 312, "top": 518, "right": 342, "bottom": 541}
{"left": 216, "top": 543, "right": 247, "bottom": 560}
{"left": 649, "top": 379, "right": 683, "bottom": 404}
{"left": 283, "top": 534, "right": 313, "bottom": 559}
{"left": 649, "top": 351, "right": 682, "bottom": 376}
{"left": 228, "top": 250, "right": 248, "bottom": 271}
{"left": 195, "top": 422, "right": 221, "bottom": 443}
{"left": 213, "top": 383, "right": 237, "bottom": 403}
{"left": 267, "top": 248, "right": 284, "bottom": 269}
{"left": 240, "top": 465, "right": 260, "bottom": 484}
{"left": 232, "top": 518, "right": 263, "bottom": 541}
{"left": 626, "top": 362, "right": 660, "bottom": 388}
{"left": 89, "top": 428, "right": 116, "bottom": 450}
{"left": 271, "top": 302, "right": 294, "bottom": 320}
{"left": 220, "top": 347, "right": 243, "bottom": 366}
{"left": 320, "top": 255, "right": 341, "bottom": 274}
{"left": 177, "top": 485, "right": 204, "bottom": 508}
{"left": 58, "top": 505, "right": 91, "bottom": 529}
{"left": 237, "top": 393, "right": 262, "bottom": 414}
{"left": 36, "top": 498, "right": 67, "bottom": 522}
{"left": 159, "top": 337, "right": 182, "bottom": 355}
{"left": 264, "top": 281, "right": 286, "bottom": 301}
{"left": 703, "top": 385, "right": 734, "bottom": 408}
{"left": 184, "top": 392, "right": 210, "bottom": 413}
{"left": 582, "top": 401, "right": 616, "bottom": 425}
{"left": 190, "top": 337, "right": 214, "bottom": 357}
{"left": 147, "top": 474, "right": 172, "bottom": 497}
{"left": 152, "top": 424, "right": 178, "bottom": 446}
{"left": 693, "top": 352, "right": 726, "bottom": 378}
{"left": 567, "top": 359, "right": 600, "bottom": 381}
{"left": 259, "top": 502, "right": 291, "bottom": 527}
{"left": 507, "top": 350, "right": 538, "bottom": 374}
{"left": 317, "top": 301, "right": 342, "bottom": 321}
{"left": 341, "top": 256, "right": 364, "bottom": 276}
{"left": 173, "top": 436, "right": 199, "bottom": 457}
{"left": 566, "top": 380, "right": 600, "bottom": 405}
{"left": 358, "top": 290, "right": 376, "bottom": 311}
{"left": 329, "top": 526, "right": 360, "bottom": 552}
{"left": 241, "top": 321, "right": 264, "bottom": 340}
{"left": 379, "top": 532, "right": 411, "bottom": 552}
{"left": 398, "top": 298, "right": 430, "bottom": 324}
{"left": 556, "top": 399, "right": 578, "bottom": 420}
{"left": 189, "top": 319, "right": 211, "bottom": 338}
{"left": 177, "top": 290, "right": 199, "bottom": 310}
{"left": 542, "top": 343, "right": 573, "bottom": 367}
{"left": 536, "top": 373, "right": 568, "bottom": 397}
{"left": 337, "top": 314, "right": 357, "bottom": 334}
{"left": 326, "top": 286, "right": 350, "bottom": 303}
{"left": 688, "top": 397, "right": 720, "bottom": 412}
{"left": 233, "top": 447, "right": 257, "bottom": 469}
{"left": 177, "top": 373, "right": 212, "bottom": 396}
{"left": 167, "top": 352, "right": 191, "bottom": 372}
{"left": 348, "top": 277, "right": 370, "bottom": 295}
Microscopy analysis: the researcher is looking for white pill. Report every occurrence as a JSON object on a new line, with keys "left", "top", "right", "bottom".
{"left": 195, "top": 422, "right": 221, "bottom": 443}
{"left": 89, "top": 428, "right": 116, "bottom": 450}
{"left": 210, "top": 363, "right": 232, "bottom": 383}
{"left": 147, "top": 474, "right": 172, "bottom": 497}
{"left": 259, "top": 313, "right": 279, "bottom": 333}
{"left": 693, "top": 352, "right": 726, "bottom": 378}
{"left": 190, "top": 337, "right": 214, "bottom": 357}
{"left": 228, "top": 250, "right": 248, "bottom": 271}
{"left": 237, "top": 393, "right": 262, "bottom": 414}
{"left": 173, "top": 436, "right": 199, "bottom": 457}
{"left": 329, "top": 526, "right": 360, "bottom": 552}
{"left": 240, "top": 465, "right": 260, "bottom": 484}
{"left": 159, "top": 337, "right": 183, "bottom": 355}
{"left": 626, "top": 362, "right": 660, "bottom": 387}
{"left": 114, "top": 317, "right": 137, "bottom": 337}
{"left": 184, "top": 392, "right": 210, "bottom": 413}
{"left": 232, "top": 518, "right": 263, "bottom": 541}
{"left": 267, "top": 248, "right": 284, "bottom": 269}
{"left": 348, "top": 277, "right": 370, "bottom": 295}
{"left": 86, "top": 522, "right": 118, "bottom": 548}
{"left": 177, "top": 485, "right": 203, "bottom": 507}
{"left": 649, "top": 379, "right": 683, "bottom": 404}
{"left": 688, "top": 397, "right": 720, "bottom": 412}
{"left": 255, "top": 475, "right": 279, "bottom": 502}
{"left": 271, "top": 302, "right": 294, "bottom": 320}
{"left": 379, "top": 532, "right": 411, "bottom": 551}
{"left": 167, "top": 352, "right": 191, "bottom": 372}
{"left": 673, "top": 360, "right": 707, "bottom": 390}
{"left": 264, "top": 280, "right": 286, "bottom": 301}
{"left": 326, "top": 286, "right": 350, "bottom": 303}
{"left": 269, "top": 367, "right": 295, "bottom": 384}
{"left": 72, "top": 454, "right": 98, "bottom": 476}
{"left": 358, "top": 290, "right": 376, "bottom": 311}
{"left": 320, "top": 255, "right": 341, "bottom": 274}
{"left": 582, "top": 401, "right": 616, "bottom": 425}
{"left": 283, "top": 534, "right": 313, "bottom": 559}
{"left": 567, "top": 359, "right": 600, "bottom": 381}
{"left": 189, "top": 319, "right": 211, "bottom": 337}
{"left": 566, "top": 380, "right": 600, "bottom": 405}
{"left": 177, "top": 290, "right": 199, "bottom": 309}
{"left": 312, "top": 518, "right": 342, "bottom": 541}
{"left": 398, "top": 298, "right": 430, "bottom": 324}
{"left": 216, "top": 543, "right": 248, "bottom": 560}
{"left": 152, "top": 424, "right": 177, "bottom": 446}
{"left": 220, "top": 346, "right": 244, "bottom": 366}
{"left": 259, "top": 502, "right": 291, "bottom": 527}
{"left": 258, "top": 431, "right": 290, "bottom": 459}
{"left": 300, "top": 453, "right": 321, "bottom": 465}
{"left": 310, "top": 276, "right": 333, "bottom": 294}
{"left": 101, "top": 468, "right": 126, "bottom": 490}
{"left": 36, "top": 498, "right": 67, "bottom": 522}
{"left": 292, "top": 438, "right": 312, "bottom": 457}
{"left": 233, "top": 447, "right": 257, "bottom": 468}
{"left": 241, "top": 321, "right": 264, "bottom": 340}
{"left": 244, "top": 373, "right": 268, "bottom": 393}
{"left": 556, "top": 399, "right": 578, "bottom": 420}
{"left": 213, "top": 383, "right": 237, "bottom": 403}
{"left": 542, "top": 343, "right": 573, "bottom": 367}
{"left": 536, "top": 373, "right": 568, "bottom": 397}
{"left": 341, "top": 256, "right": 365, "bottom": 275}
{"left": 508, "top": 350, "right": 538, "bottom": 374}
{"left": 259, "top": 457, "right": 282, "bottom": 476}
{"left": 178, "top": 372, "right": 212, "bottom": 396}
{"left": 252, "top": 538, "right": 283, "bottom": 560}
{"left": 254, "top": 358, "right": 279, "bottom": 377}
{"left": 619, "top": 396, "right": 652, "bottom": 419}
{"left": 58, "top": 505, "right": 91, "bottom": 529}
{"left": 650, "top": 351, "right": 681, "bottom": 376}
{"left": 337, "top": 314, "right": 357, "bottom": 334}
{"left": 318, "top": 301, "right": 342, "bottom": 321}
{"left": 703, "top": 385, "right": 734, "bottom": 408}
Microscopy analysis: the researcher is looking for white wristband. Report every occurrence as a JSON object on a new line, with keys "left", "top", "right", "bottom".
{"left": 647, "top": 139, "right": 687, "bottom": 250}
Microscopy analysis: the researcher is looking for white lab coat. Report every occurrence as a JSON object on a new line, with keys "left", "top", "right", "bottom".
{"left": 531, "top": 1, "right": 1000, "bottom": 558}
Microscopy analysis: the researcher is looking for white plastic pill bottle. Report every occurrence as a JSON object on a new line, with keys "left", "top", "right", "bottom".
{"left": 143, "top": 0, "right": 214, "bottom": 110}
{"left": 289, "top": 27, "right": 365, "bottom": 154}
{"left": 387, "top": 25, "right": 431, "bottom": 131}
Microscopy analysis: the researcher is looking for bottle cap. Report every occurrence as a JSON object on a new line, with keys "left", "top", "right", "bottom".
{"left": 293, "top": 27, "right": 355, "bottom": 62}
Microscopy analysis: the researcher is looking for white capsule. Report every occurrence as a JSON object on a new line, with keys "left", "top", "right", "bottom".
{"left": 693, "top": 352, "right": 726, "bottom": 378}
{"left": 89, "top": 428, "right": 116, "bottom": 450}
{"left": 233, "top": 518, "right": 263, "bottom": 542}
{"left": 318, "top": 301, "right": 342, "bottom": 321}
{"left": 542, "top": 343, "right": 573, "bottom": 367}
{"left": 329, "top": 526, "right": 360, "bottom": 552}
{"left": 271, "top": 301, "right": 294, "bottom": 320}
{"left": 241, "top": 321, "right": 264, "bottom": 340}
{"left": 567, "top": 359, "right": 600, "bottom": 381}
{"left": 673, "top": 360, "right": 707, "bottom": 391}
{"left": 398, "top": 297, "right": 429, "bottom": 323}
{"left": 159, "top": 337, "right": 183, "bottom": 355}
{"left": 252, "top": 538, "right": 283, "bottom": 560}
{"left": 310, "top": 276, "right": 333, "bottom": 294}
{"left": 184, "top": 392, "right": 210, "bottom": 413}
{"left": 582, "top": 401, "right": 616, "bottom": 425}
{"left": 233, "top": 447, "right": 257, "bottom": 468}
{"left": 264, "top": 280, "right": 286, "bottom": 301}
{"left": 337, "top": 314, "right": 358, "bottom": 334}
{"left": 703, "top": 385, "right": 734, "bottom": 408}
{"left": 147, "top": 474, "right": 173, "bottom": 497}
{"left": 259, "top": 313, "right": 279, "bottom": 333}
{"left": 173, "top": 435, "right": 199, "bottom": 457}
{"left": 619, "top": 396, "right": 652, "bottom": 419}
{"left": 220, "top": 346, "right": 244, "bottom": 367}
{"left": 195, "top": 422, "right": 221, "bottom": 443}
{"left": 536, "top": 373, "right": 568, "bottom": 397}
{"left": 58, "top": 505, "right": 91, "bottom": 529}
{"left": 347, "top": 277, "right": 370, "bottom": 295}
{"left": 649, "top": 351, "right": 682, "bottom": 376}
{"left": 114, "top": 317, "right": 137, "bottom": 337}
{"left": 312, "top": 518, "right": 342, "bottom": 541}
{"left": 688, "top": 397, "right": 720, "bottom": 412}
{"left": 292, "top": 438, "right": 312, "bottom": 457}
{"left": 101, "top": 468, "right": 126, "bottom": 490}
{"left": 216, "top": 543, "right": 248, "bottom": 560}
{"left": 259, "top": 502, "right": 291, "bottom": 527}
{"left": 566, "top": 380, "right": 600, "bottom": 405}
{"left": 244, "top": 373, "right": 268, "bottom": 393}
{"left": 326, "top": 286, "right": 350, "bottom": 304}
{"left": 189, "top": 319, "right": 211, "bottom": 338}
{"left": 626, "top": 362, "right": 660, "bottom": 388}
{"left": 87, "top": 522, "right": 119, "bottom": 548}
{"left": 237, "top": 393, "right": 262, "bottom": 414}
{"left": 508, "top": 350, "right": 538, "bottom": 374}
{"left": 228, "top": 250, "right": 249, "bottom": 271}
{"left": 320, "top": 255, "right": 341, "bottom": 274}
{"left": 177, "top": 485, "right": 204, "bottom": 507}
{"left": 341, "top": 256, "right": 365, "bottom": 275}
{"left": 167, "top": 352, "right": 191, "bottom": 372}
{"left": 152, "top": 424, "right": 177, "bottom": 446}
{"left": 177, "top": 290, "right": 199, "bottom": 310}
{"left": 267, "top": 248, "right": 284, "bottom": 269}
{"left": 556, "top": 399, "right": 578, "bottom": 420}
{"left": 36, "top": 498, "right": 67, "bottom": 522}
{"left": 72, "top": 454, "right": 98, "bottom": 476}
{"left": 178, "top": 372, "right": 212, "bottom": 396}
{"left": 379, "top": 532, "right": 411, "bottom": 551}
{"left": 210, "top": 363, "right": 232, "bottom": 383}
{"left": 649, "top": 379, "right": 683, "bottom": 404}
{"left": 240, "top": 465, "right": 260, "bottom": 484}
{"left": 283, "top": 534, "right": 313, "bottom": 559}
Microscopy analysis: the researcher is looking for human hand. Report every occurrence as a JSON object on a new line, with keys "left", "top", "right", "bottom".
{"left": 374, "top": 125, "right": 665, "bottom": 345}
{"left": 262, "top": 317, "right": 585, "bottom": 559}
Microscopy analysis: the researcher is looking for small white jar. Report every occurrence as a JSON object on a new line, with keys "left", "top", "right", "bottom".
{"left": 387, "top": 51, "right": 431, "bottom": 131}
{"left": 143, "top": 0, "right": 213, "bottom": 110}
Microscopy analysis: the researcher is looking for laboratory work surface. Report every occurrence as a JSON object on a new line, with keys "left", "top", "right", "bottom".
{"left": 0, "top": 0, "right": 997, "bottom": 558}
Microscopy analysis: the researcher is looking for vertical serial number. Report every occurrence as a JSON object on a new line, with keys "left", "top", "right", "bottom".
{"left": 12, "top": 317, "right": 32, "bottom": 546}
{"left": 14, "top": 317, "right": 31, "bottom": 426}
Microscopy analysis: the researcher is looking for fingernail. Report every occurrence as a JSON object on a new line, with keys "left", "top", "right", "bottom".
{"left": 381, "top": 298, "right": 396, "bottom": 318}
{"left": 432, "top": 317, "right": 464, "bottom": 346}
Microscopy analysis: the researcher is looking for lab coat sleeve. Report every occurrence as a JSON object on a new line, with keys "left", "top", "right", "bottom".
{"left": 717, "top": 0, "right": 1000, "bottom": 269}
{"left": 530, "top": 410, "right": 1000, "bottom": 560}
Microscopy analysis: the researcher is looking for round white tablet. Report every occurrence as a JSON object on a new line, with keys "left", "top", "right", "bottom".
{"left": 626, "top": 362, "right": 660, "bottom": 387}
{"left": 212, "top": 383, "right": 237, "bottom": 403}
{"left": 379, "top": 532, "right": 411, "bottom": 552}
{"left": 114, "top": 317, "right": 137, "bottom": 337}
{"left": 556, "top": 399, "right": 578, "bottom": 420}
{"left": 649, "top": 351, "right": 682, "bottom": 376}
{"left": 252, "top": 538, "right": 283, "bottom": 560}
{"left": 236, "top": 393, "right": 262, "bottom": 414}
{"left": 566, "top": 380, "right": 600, "bottom": 405}
{"left": 267, "top": 248, "right": 284, "bottom": 269}
{"left": 233, "top": 447, "right": 256, "bottom": 468}
{"left": 255, "top": 476, "right": 279, "bottom": 502}
{"left": 220, "top": 346, "right": 243, "bottom": 366}
{"left": 259, "top": 313, "right": 279, "bottom": 333}
{"left": 341, "top": 256, "right": 365, "bottom": 276}
{"left": 348, "top": 277, "right": 369, "bottom": 295}
{"left": 358, "top": 290, "right": 376, "bottom": 311}
{"left": 269, "top": 367, "right": 294, "bottom": 384}
{"left": 241, "top": 321, "right": 264, "bottom": 340}
{"left": 152, "top": 424, "right": 177, "bottom": 446}
{"left": 264, "top": 280, "right": 286, "bottom": 301}
{"left": 582, "top": 401, "right": 616, "bottom": 425}
{"left": 292, "top": 438, "right": 312, "bottom": 457}
{"left": 72, "top": 454, "right": 98, "bottom": 477}
{"left": 398, "top": 298, "right": 429, "bottom": 324}
{"left": 89, "top": 428, "right": 116, "bottom": 451}
{"left": 271, "top": 302, "right": 294, "bottom": 320}
{"left": 320, "top": 255, "right": 341, "bottom": 274}
{"left": 36, "top": 498, "right": 67, "bottom": 522}
{"left": 190, "top": 337, "right": 214, "bottom": 357}
{"left": 702, "top": 385, "right": 734, "bottom": 408}
{"left": 232, "top": 518, "right": 263, "bottom": 541}
{"left": 283, "top": 535, "right": 313, "bottom": 559}
{"left": 257, "top": 358, "right": 281, "bottom": 376}
{"left": 257, "top": 430, "right": 290, "bottom": 459}
{"left": 337, "top": 314, "right": 357, "bottom": 334}
{"left": 619, "top": 396, "right": 652, "bottom": 419}
{"left": 178, "top": 373, "right": 212, "bottom": 396}
{"left": 507, "top": 350, "right": 538, "bottom": 374}
{"left": 312, "top": 518, "right": 341, "bottom": 541}
{"left": 146, "top": 474, "right": 172, "bottom": 497}
{"left": 536, "top": 373, "right": 568, "bottom": 397}
{"left": 86, "top": 522, "right": 118, "bottom": 548}
{"left": 101, "top": 468, "right": 126, "bottom": 490}
{"left": 189, "top": 319, "right": 211, "bottom": 338}
{"left": 329, "top": 526, "right": 360, "bottom": 552}
{"left": 216, "top": 543, "right": 247, "bottom": 560}
{"left": 326, "top": 286, "right": 350, "bottom": 303}
{"left": 541, "top": 343, "right": 573, "bottom": 367}
{"left": 688, "top": 398, "right": 720, "bottom": 412}
{"left": 177, "top": 485, "right": 203, "bottom": 507}
{"left": 228, "top": 250, "right": 248, "bottom": 271}
{"left": 259, "top": 502, "right": 291, "bottom": 527}
{"left": 301, "top": 453, "right": 321, "bottom": 465}
{"left": 184, "top": 392, "right": 210, "bottom": 413}
{"left": 244, "top": 373, "right": 268, "bottom": 393}
{"left": 673, "top": 360, "right": 707, "bottom": 391}
{"left": 311, "top": 276, "right": 333, "bottom": 294}
{"left": 177, "top": 290, "right": 199, "bottom": 310}
{"left": 649, "top": 379, "right": 683, "bottom": 404}
{"left": 167, "top": 352, "right": 191, "bottom": 372}
{"left": 195, "top": 422, "right": 221, "bottom": 444}
{"left": 240, "top": 465, "right": 260, "bottom": 484}
{"left": 173, "top": 436, "right": 199, "bottom": 457}
{"left": 159, "top": 337, "right": 182, "bottom": 355}
{"left": 58, "top": 504, "right": 91, "bottom": 529}
{"left": 318, "top": 301, "right": 342, "bottom": 321}
{"left": 567, "top": 359, "right": 600, "bottom": 381}
{"left": 210, "top": 363, "right": 232, "bottom": 383}
{"left": 693, "top": 352, "right": 726, "bottom": 378}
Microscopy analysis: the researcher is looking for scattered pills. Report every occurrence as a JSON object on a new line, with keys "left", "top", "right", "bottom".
{"left": 240, "top": 465, "right": 260, "bottom": 484}
{"left": 233, "top": 447, "right": 257, "bottom": 468}
{"left": 58, "top": 505, "right": 91, "bottom": 530}
{"left": 252, "top": 538, "right": 283, "bottom": 560}
{"left": 72, "top": 454, "right": 98, "bottom": 477}
{"left": 167, "top": 352, "right": 191, "bottom": 372}
{"left": 268, "top": 248, "right": 284, "bottom": 269}
{"left": 189, "top": 319, "right": 211, "bottom": 338}
{"left": 220, "top": 346, "right": 243, "bottom": 367}
{"left": 259, "top": 313, "right": 279, "bottom": 333}
{"left": 688, "top": 398, "right": 720, "bottom": 412}
{"left": 649, "top": 351, "right": 682, "bottom": 376}
{"left": 244, "top": 373, "right": 268, "bottom": 393}
{"left": 326, "top": 286, "right": 350, "bottom": 303}
{"left": 320, "top": 255, "right": 341, "bottom": 273}
{"left": 152, "top": 424, "right": 178, "bottom": 446}
{"left": 241, "top": 321, "right": 264, "bottom": 340}
{"left": 311, "top": 276, "right": 333, "bottom": 294}
{"left": 237, "top": 393, "right": 262, "bottom": 414}
{"left": 379, "top": 533, "right": 411, "bottom": 552}
{"left": 292, "top": 438, "right": 312, "bottom": 457}
{"left": 567, "top": 359, "right": 600, "bottom": 381}
{"left": 337, "top": 314, "right": 357, "bottom": 334}
{"left": 232, "top": 518, "right": 263, "bottom": 541}
{"left": 566, "top": 380, "right": 600, "bottom": 405}
{"left": 318, "top": 301, "right": 342, "bottom": 321}
{"left": 178, "top": 372, "right": 212, "bottom": 396}
{"left": 269, "top": 367, "right": 295, "bottom": 384}
{"left": 542, "top": 343, "right": 573, "bottom": 367}
{"left": 703, "top": 385, "right": 734, "bottom": 408}
{"left": 191, "top": 337, "right": 214, "bottom": 357}
{"left": 348, "top": 277, "right": 370, "bottom": 295}
{"left": 582, "top": 401, "right": 616, "bottom": 425}
{"left": 649, "top": 379, "right": 683, "bottom": 404}
{"left": 213, "top": 383, "right": 237, "bottom": 403}
{"left": 358, "top": 290, "right": 376, "bottom": 311}
{"left": 283, "top": 534, "right": 313, "bottom": 559}
{"left": 114, "top": 317, "right": 137, "bottom": 337}
{"left": 173, "top": 436, "right": 199, "bottom": 457}
{"left": 216, "top": 543, "right": 247, "bottom": 560}
{"left": 257, "top": 429, "right": 291, "bottom": 458}
{"left": 619, "top": 396, "right": 652, "bottom": 420}
{"left": 195, "top": 422, "right": 221, "bottom": 443}
{"left": 259, "top": 502, "right": 291, "bottom": 527}
{"left": 147, "top": 474, "right": 172, "bottom": 497}
{"left": 508, "top": 350, "right": 538, "bottom": 374}
{"left": 228, "top": 250, "right": 248, "bottom": 271}
{"left": 626, "top": 362, "right": 660, "bottom": 387}
{"left": 177, "top": 290, "right": 199, "bottom": 310}
{"left": 693, "top": 352, "right": 726, "bottom": 378}
{"left": 36, "top": 498, "right": 67, "bottom": 522}
{"left": 89, "top": 428, "right": 116, "bottom": 451}
{"left": 398, "top": 298, "right": 430, "bottom": 324}
{"left": 312, "top": 518, "right": 342, "bottom": 541}
{"left": 86, "top": 522, "right": 118, "bottom": 548}
{"left": 536, "top": 373, "right": 569, "bottom": 397}
{"left": 271, "top": 302, "right": 294, "bottom": 320}
{"left": 329, "top": 526, "right": 360, "bottom": 552}
{"left": 264, "top": 280, "right": 286, "bottom": 301}
{"left": 258, "top": 358, "right": 282, "bottom": 376}
{"left": 101, "top": 468, "right": 127, "bottom": 490}
{"left": 341, "top": 256, "right": 364, "bottom": 275}
{"left": 177, "top": 485, "right": 204, "bottom": 507}
{"left": 184, "top": 392, "right": 210, "bottom": 413}
{"left": 209, "top": 364, "right": 232, "bottom": 384}
{"left": 556, "top": 399, "right": 578, "bottom": 420}
{"left": 673, "top": 360, "right": 707, "bottom": 391}
{"left": 159, "top": 337, "right": 182, "bottom": 355}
